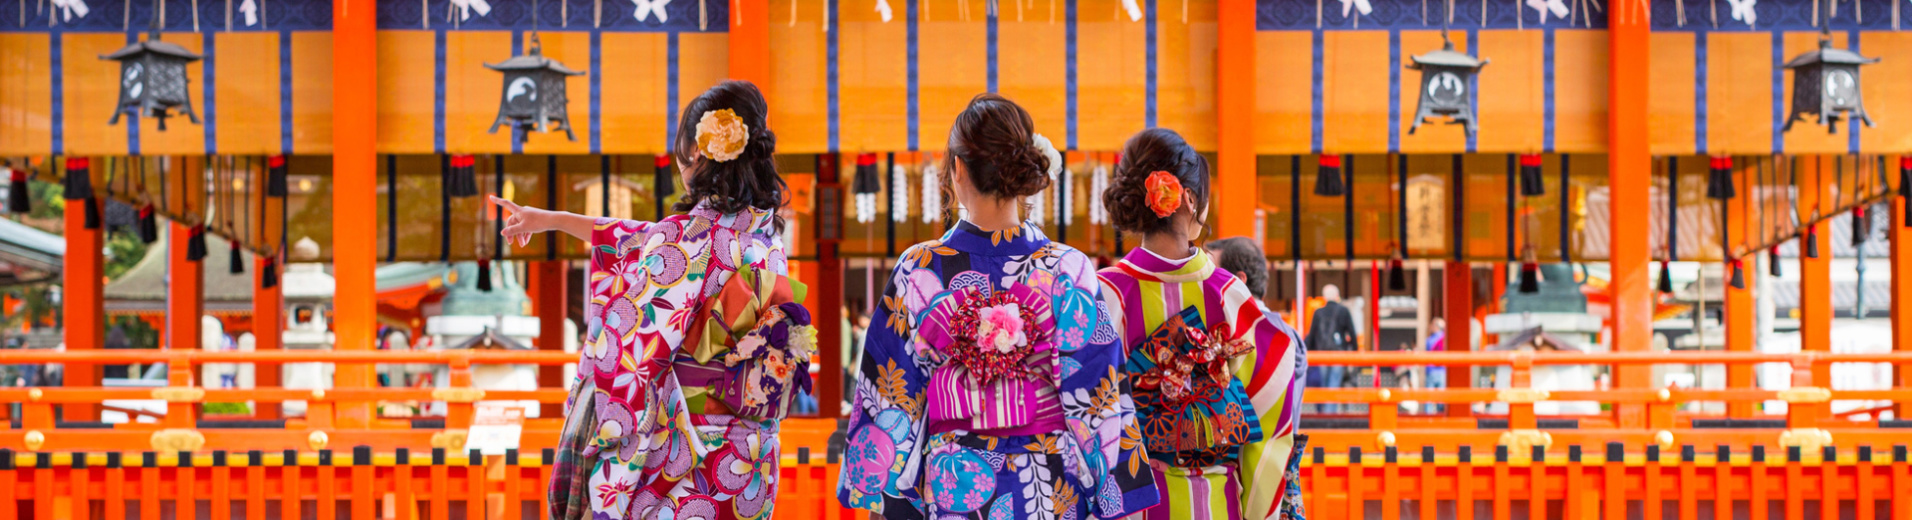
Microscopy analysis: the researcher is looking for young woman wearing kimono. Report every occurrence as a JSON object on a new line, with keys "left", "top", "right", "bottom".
{"left": 496, "top": 80, "right": 814, "bottom": 520}
{"left": 837, "top": 93, "right": 1158, "bottom": 520}
{"left": 1094, "top": 128, "right": 1307, "bottom": 520}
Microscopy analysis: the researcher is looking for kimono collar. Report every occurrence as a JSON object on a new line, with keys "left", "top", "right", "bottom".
{"left": 686, "top": 198, "right": 778, "bottom": 235}
{"left": 1118, "top": 246, "right": 1215, "bottom": 283}
{"left": 940, "top": 220, "right": 1047, "bottom": 256}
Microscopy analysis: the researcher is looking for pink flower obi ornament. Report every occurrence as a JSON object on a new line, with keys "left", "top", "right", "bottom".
{"left": 916, "top": 279, "right": 1058, "bottom": 430}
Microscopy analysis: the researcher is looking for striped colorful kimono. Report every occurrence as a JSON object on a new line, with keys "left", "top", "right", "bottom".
{"left": 1096, "top": 247, "right": 1304, "bottom": 520}
{"left": 550, "top": 201, "right": 816, "bottom": 520}
{"left": 837, "top": 221, "right": 1159, "bottom": 520}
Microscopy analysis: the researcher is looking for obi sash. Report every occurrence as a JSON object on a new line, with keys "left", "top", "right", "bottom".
{"left": 916, "top": 282, "right": 1062, "bottom": 432}
{"left": 1125, "top": 306, "right": 1263, "bottom": 468}
{"left": 672, "top": 267, "right": 816, "bottom": 423}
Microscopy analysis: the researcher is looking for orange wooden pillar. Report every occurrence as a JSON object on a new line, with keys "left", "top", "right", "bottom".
{"left": 62, "top": 158, "right": 104, "bottom": 421}
{"left": 1214, "top": 0, "right": 1256, "bottom": 241}
{"left": 1445, "top": 158, "right": 1473, "bottom": 417}
{"left": 1723, "top": 163, "right": 1756, "bottom": 418}
{"left": 529, "top": 261, "right": 569, "bottom": 418}
{"left": 814, "top": 154, "right": 844, "bottom": 418}
{"left": 254, "top": 252, "right": 284, "bottom": 419}
{"left": 168, "top": 221, "right": 206, "bottom": 354}
{"left": 1894, "top": 157, "right": 1912, "bottom": 418}
{"left": 331, "top": 0, "right": 379, "bottom": 429}
{"left": 1605, "top": 0, "right": 1653, "bottom": 429}
{"left": 1796, "top": 157, "right": 1832, "bottom": 420}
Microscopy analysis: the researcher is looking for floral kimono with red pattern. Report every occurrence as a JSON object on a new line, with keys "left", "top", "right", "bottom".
{"left": 551, "top": 201, "right": 814, "bottom": 520}
{"left": 837, "top": 221, "right": 1158, "bottom": 520}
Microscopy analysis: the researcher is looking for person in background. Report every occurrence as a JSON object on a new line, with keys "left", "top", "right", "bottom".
{"left": 1098, "top": 129, "right": 1304, "bottom": 520}
{"left": 1422, "top": 317, "right": 1447, "bottom": 414}
{"left": 1305, "top": 285, "right": 1357, "bottom": 414}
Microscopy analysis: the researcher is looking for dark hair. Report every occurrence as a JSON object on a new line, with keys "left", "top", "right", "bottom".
{"left": 942, "top": 93, "right": 1052, "bottom": 200}
{"left": 671, "top": 80, "right": 786, "bottom": 217}
{"left": 1103, "top": 127, "right": 1208, "bottom": 236}
{"left": 1205, "top": 237, "right": 1269, "bottom": 299}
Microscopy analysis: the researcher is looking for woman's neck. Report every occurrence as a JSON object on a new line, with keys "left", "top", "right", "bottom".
{"left": 963, "top": 196, "right": 1023, "bottom": 231}
{"left": 1141, "top": 231, "right": 1194, "bottom": 261}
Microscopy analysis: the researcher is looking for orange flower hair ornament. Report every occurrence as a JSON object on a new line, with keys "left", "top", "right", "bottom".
{"left": 1145, "top": 170, "right": 1184, "bottom": 218}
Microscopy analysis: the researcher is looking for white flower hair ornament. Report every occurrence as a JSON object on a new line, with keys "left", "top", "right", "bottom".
{"left": 1032, "top": 133, "right": 1064, "bottom": 179}
{"left": 695, "top": 109, "right": 751, "bottom": 163}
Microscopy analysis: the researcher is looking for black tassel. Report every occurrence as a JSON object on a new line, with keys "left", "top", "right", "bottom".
{"left": 1518, "top": 154, "right": 1545, "bottom": 196}
{"left": 138, "top": 205, "right": 159, "bottom": 244}
{"left": 261, "top": 257, "right": 279, "bottom": 289}
{"left": 1705, "top": 156, "right": 1736, "bottom": 200}
{"left": 1386, "top": 257, "right": 1407, "bottom": 292}
{"left": 186, "top": 225, "right": 208, "bottom": 262}
{"left": 1657, "top": 261, "right": 1674, "bottom": 294}
{"left": 1313, "top": 155, "right": 1345, "bottom": 197}
{"left": 81, "top": 196, "right": 99, "bottom": 230}
{"left": 1768, "top": 246, "right": 1783, "bottom": 277}
{"left": 229, "top": 239, "right": 245, "bottom": 274}
{"left": 1518, "top": 262, "right": 1539, "bottom": 294}
{"left": 654, "top": 154, "right": 675, "bottom": 199}
{"left": 476, "top": 259, "right": 494, "bottom": 292}
{"left": 266, "top": 155, "right": 289, "bottom": 197}
{"left": 1729, "top": 259, "right": 1746, "bottom": 290}
{"left": 62, "top": 158, "right": 93, "bottom": 201}
{"left": 1804, "top": 224, "right": 1819, "bottom": 259}
{"left": 448, "top": 155, "right": 479, "bottom": 198}
{"left": 853, "top": 153, "right": 883, "bottom": 194}
{"left": 6, "top": 163, "right": 27, "bottom": 214}
{"left": 1852, "top": 205, "right": 1870, "bottom": 246}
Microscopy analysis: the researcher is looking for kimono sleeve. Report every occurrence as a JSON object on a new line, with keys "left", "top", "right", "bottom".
{"left": 1058, "top": 270, "right": 1159, "bottom": 518}
{"left": 1222, "top": 288, "right": 1305, "bottom": 520}
{"left": 576, "top": 217, "right": 657, "bottom": 453}
{"left": 836, "top": 258, "right": 934, "bottom": 517}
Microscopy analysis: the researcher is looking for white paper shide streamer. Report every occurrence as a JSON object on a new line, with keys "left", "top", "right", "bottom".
{"left": 1089, "top": 165, "right": 1109, "bottom": 225}
{"left": 891, "top": 165, "right": 909, "bottom": 223}
{"left": 241, "top": 0, "right": 259, "bottom": 25}
{"left": 51, "top": 0, "right": 91, "bottom": 21}
{"left": 921, "top": 164, "right": 942, "bottom": 224}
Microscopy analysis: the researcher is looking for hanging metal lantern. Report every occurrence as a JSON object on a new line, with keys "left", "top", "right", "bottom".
{"left": 1782, "top": 36, "right": 1879, "bottom": 134}
{"left": 486, "top": 35, "right": 587, "bottom": 142}
{"left": 101, "top": 31, "right": 203, "bottom": 131}
{"left": 1406, "top": 37, "right": 1488, "bottom": 138}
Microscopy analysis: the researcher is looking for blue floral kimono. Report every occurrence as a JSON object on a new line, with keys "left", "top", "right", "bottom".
{"left": 838, "top": 221, "right": 1159, "bottom": 520}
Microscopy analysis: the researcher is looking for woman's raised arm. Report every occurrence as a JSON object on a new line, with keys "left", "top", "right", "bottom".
{"left": 490, "top": 195, "right": 602, "bottom": 246}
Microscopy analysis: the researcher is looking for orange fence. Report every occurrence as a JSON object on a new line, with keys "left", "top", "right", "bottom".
{"left": 1, "top": 349, "right": 1909, "bottom": 519}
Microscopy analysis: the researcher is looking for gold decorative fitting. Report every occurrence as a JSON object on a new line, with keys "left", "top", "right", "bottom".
{"left": 1376, "top": 389, "right": 1393, "bottom": 402}
{"left": 1777, "top": 387, "right": 1832, "bottom": 404}
{"left": 27, "top": 388, "right": 42, "bottom": 401}
{"left": 1657, "top": 388, "right": 1672, "bottom": 402}
{"left": 23, "top": 431, "right": 45, "bottom": 451}
{"left": 1497, "top": 429, "right": 1553, "bottom": 454}
{"left": 152, "top": 387, "right": 206, "bottom": 403}
{"left": 433, "top": 388, "right": 487, "bottom": 403}
{"left": 149, "top": 429, "right": 206, "bottom": 452}
{"left": 1654, "top": 430, "right": 1675, "bottom": 449}
{"left": 311, "top": 389, "right": 326, "bottom": 400}
{"left": 307, "top": 431, "right": 330, "bottom": 450}
{"left": 1778, "top": 428, "right": 1833, "bottom": 453}
{"left": 430, "top": 430, "right": 470, "bottom": 451}
{"left": 1377, "top": 431, "right": 1397, "bottom": 448}
{"left": 1497, "top": 388, "right": 1551, "bottom": 404}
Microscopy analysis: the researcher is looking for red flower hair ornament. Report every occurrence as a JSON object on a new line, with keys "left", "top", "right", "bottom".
{"left": 1145, "top": 170, "right": 1184, "bottom": 218}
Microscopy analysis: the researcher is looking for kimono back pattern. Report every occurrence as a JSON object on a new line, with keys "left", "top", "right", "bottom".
{"left": 837, "top": 221, "right": 1159, "bottom": 520}
{"left": 558, "top": 201, "right": 814, "bottom": 520}
{"left": 1097, "top": 248, "right": 1305, "bottom": 520}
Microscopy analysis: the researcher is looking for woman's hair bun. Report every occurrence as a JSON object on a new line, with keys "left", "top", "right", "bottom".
{"left": 944, "top": 93, "right": 1052, "bottom": 200}
{"left": 1103, "top": 127, "right": 1207, "bottom": 236}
